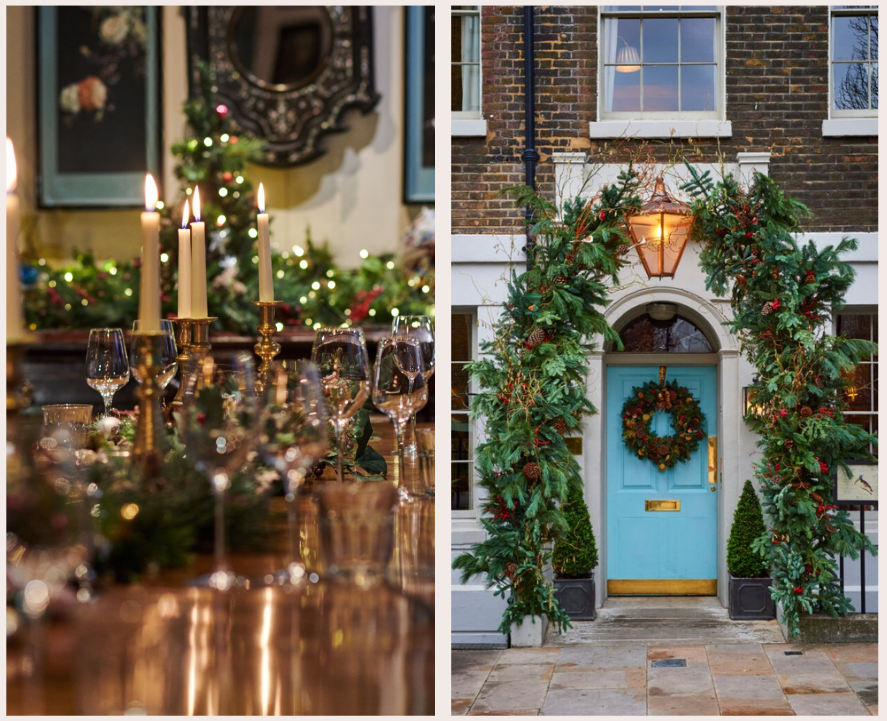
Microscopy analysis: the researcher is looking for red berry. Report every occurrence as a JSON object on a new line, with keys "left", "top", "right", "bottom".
{"left": 793, "top": 586, "right": 803, "bottom": 594}
{"left": 599, "top": 211, "right": 607, "bottom": 221}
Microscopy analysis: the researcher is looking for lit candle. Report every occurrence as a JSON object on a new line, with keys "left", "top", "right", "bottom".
{"left": 190, "top": 186, "right": 208, "bottom": 318}
{"left": 6, "top": 138, "right": 24, "bottom": 342}
{"left": 178, "top": 200, "right": 192, "bottom": 318}
{"left": 138, "top": 174, "right": 161, "bottom": 332}
{"left": 257, "top": 183, "right": 273, "bottom": 302}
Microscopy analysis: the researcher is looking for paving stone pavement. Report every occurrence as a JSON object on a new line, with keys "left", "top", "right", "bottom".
{"left": 452, "top": 643, "right": 878, "bottom": 715}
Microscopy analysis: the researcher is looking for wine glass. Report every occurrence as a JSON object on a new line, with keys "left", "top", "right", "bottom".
{"left": 85, "top": 328, "right": 130, "bottom": 416}
{"left": 372, "top": 337, "right": 428, "bottom": 495}
{"left": 311, "top": 328, "right": 371, "bottom": 483}
{"left": 261, "top": 360, "right": 329, "bottom": 584}
{"left": 130, "top": 319, "right": 178, "bottom": 389}
{"left": 391, "top": 316, "right": 434, "bottom": 455}
{"left": 179, "top": 353, "right": 259, "bottom": 590}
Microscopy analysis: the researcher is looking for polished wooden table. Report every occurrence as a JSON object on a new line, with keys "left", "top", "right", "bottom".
{"left": 7, "top": 419, "right": 435, "bottom": 715}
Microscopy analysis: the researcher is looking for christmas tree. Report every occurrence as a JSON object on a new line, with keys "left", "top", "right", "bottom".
{"left": 453, "top": 170, "right": 641, "bottom": 634}
{"left": 683, "top": 163, "right": 877, "bottom": 637}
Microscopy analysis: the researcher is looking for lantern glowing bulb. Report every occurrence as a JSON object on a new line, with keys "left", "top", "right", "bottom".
{"left": 193, "top": 186, "right": 201, "bottom": 221}
{"left": 6, "top": 138, "right": 16, "bottom": 193}
{"left": 181, "top": 199, "right": 190, "bottom": 229}
{"left": 144, "top": 174, "right": 158, "bottom": 211}
{"left": 258, "top": 183, "right": 265, "bottom": 213}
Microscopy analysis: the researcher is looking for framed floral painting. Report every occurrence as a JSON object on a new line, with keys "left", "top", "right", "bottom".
{"left": 36, "top": 6, "right": 161, "bottom": 207}
{"left": 403, "top": 6, "right": 434, "bottom": 203}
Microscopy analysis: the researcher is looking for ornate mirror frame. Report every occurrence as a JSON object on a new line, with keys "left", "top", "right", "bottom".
{"left": 186, "top": 6, "right": 381, "bottom": 167}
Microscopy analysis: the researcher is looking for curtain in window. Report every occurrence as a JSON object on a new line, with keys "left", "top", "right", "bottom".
{"left": 461, "top": 14, "right": 480, "bottom": 113}
{"left": 603, "top": 18, "right": 619, "bottom": 114}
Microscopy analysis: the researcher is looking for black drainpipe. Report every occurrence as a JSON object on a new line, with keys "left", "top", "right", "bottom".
{"left": 522, "top": 6, "right": 539, "bottom": 270}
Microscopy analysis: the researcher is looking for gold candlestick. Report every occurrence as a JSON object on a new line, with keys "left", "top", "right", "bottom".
{"left": 169, "top": 318, "right": 194, "bottom": 412}
{"left": 132, "top": 332, "right": 171, "bottom": 467}
{"left": 253, "top": 301, "right": 283, "bottom": 392}
{"left": 188, "top": 317, "right": 217, "bottom": 393}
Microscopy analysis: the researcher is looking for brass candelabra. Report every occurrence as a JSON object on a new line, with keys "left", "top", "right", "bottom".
{"left": 253, "top": 301, "right": 283, "bottom": 394}
{"left": 132, "top": 332, "right": 171, "bottom": 466}
{"left": 189, "top": 318, "right": 217, "bottom": 390}
{"left": 169, "top": 318, "right": 194, "bottom": 413}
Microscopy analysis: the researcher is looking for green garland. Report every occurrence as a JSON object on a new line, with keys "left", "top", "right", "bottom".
{"left": 621, "top": 379, "right": 706, "bottom": 471}
{"left": 682, "top": 162, "right": 877, "bottom": 637}
{"left": 453, "top": 169, "right": 642, "bottom": 635}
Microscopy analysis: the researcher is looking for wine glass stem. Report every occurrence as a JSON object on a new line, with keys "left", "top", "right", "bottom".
{"left": 102, "top": 394, "right": 114, "bottom": 417}
{"left": 213, "top": 477, "right": 227, "bottom": 576}
{"left": 394, "top": 419, "right": 407, "bottom": 491}
{"left": 286, "top": 478, "right": 300, "bottom": 571}
{"left": 334, "top": 420, "right": 346, "bottom": 483}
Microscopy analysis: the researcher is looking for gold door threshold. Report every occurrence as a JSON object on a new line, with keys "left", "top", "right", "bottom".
{"left": 608, "top": 579, "right": 717, "bottom": 595}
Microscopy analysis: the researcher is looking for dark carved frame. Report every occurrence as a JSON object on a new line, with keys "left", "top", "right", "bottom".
{"left": 186, "top": 6, "right": 380, "bottom": 167}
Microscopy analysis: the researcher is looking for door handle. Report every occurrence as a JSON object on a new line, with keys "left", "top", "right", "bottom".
{"left": 708, "top": 437, "right": 717, "bottom": 486}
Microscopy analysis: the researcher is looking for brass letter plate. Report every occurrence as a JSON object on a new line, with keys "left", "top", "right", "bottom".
{"left": 645, "top": 499, "right": 680, "bottom": 512}
{"left": 708, "top": 436, "right": 718, "bottom": 485}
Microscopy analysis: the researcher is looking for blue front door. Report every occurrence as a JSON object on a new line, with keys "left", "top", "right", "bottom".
{"left": 606, "top": 365, "right": 718, "bottom": 595}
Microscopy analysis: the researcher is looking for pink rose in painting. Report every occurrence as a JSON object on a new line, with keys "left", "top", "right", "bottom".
{"left": 77, "top": 77, "right": 107, "bottom": 113}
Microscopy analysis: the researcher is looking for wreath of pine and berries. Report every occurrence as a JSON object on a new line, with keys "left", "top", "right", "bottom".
{"left": 621, "top": 379, "right": 706, "bottom": 471}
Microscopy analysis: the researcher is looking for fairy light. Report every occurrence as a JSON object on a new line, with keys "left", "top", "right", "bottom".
{"left": 221, "top": 134, "right": 230, "bottom": 142}
{"left": 345, "top": 308, "right": 352, "bottom": 316}
{"left": 275, "top": 322, "right": 283, "bottom": 331}
{"left": 308, "top": 291, "right": 316, "bottom": 299}
{"left": 326, "top": 270, "right": 334, "bottom": 278}
{"left": 216, "top": 215, "right": 226, "bottom": 226}
{"left": 386, "top": 261, "right": 395, "bottom": 270}
{"left": 64, "top": 303, "right": 71, "bottom": 310}
{"left": 248, "top": 228, "right": 258, "bottom": 239}
{"left": 81, "top": 299, "right": 88, "bottom": 306}
{"left": 313, "top": 322, "right": 321, "bottom": 330}
{"left": 300, "top": 296, "right": 307, "bottom": 304}
{"left": 236, "top": 176, "right": 244, "bottom": 184}
{"left": 299, "top": 260, "right": 308, "bottom": 270}
{"left": 219, "top": 188, "right": 228, "bottom": 198}
{"left": 109, "top": 267, "right": 118, "bottom": 275}
{"left": 305, "top": 318, "right": 313, "bottom": 325}
{"left": 311, "top": 281, "right": 320, "bottom": 290}
{"left": 156, "top": 201, "right": 165, "bottom": 210}
{"left": 204, "top": 137, "right": 213, "bottom": 147}
{"left": 38, "top": 258, "right": 46, "bottom": 266}
{"left": 359, "top": 249, "right": 369, "bottom": 259}
{"left": 48, "top": 281, "right": 56, "bottom": 288}
{"left": 185, "top": 187, "right": 192, "bottom": 196}
{"left": 391, "top": 307, "right": 400, "bottom": 317}
{"left": 124, "top": 289, "right": 133, "bottom": 297}
{"left": 252, "top": 256, "right": 259, "bottom": 265}
{"left": 292, "top": 245, "right": 305, "bottom": 257}
{"left": 328, "top": 280, "right": 336, "bottom": 289}
{"left": 368, "top": 309, "right": 376, "bottom": 317}
{"left": 422, "top": 285, "right": 430, "bottom": 293}
{"left": 188, "top": 139, "right": 198, "bottom": 150}
{"left": 64, "top": 272, "right": 73, "bottom": 282}
{"left": 160, "top": 253, "right": 169, "bottom": 263}
{"left": 276, "top": 270, "right": 284, "bottom": 279}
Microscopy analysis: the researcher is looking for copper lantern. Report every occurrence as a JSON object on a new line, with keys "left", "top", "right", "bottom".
{"left": 626, "top": 177, "right": 694, "bottom": 279}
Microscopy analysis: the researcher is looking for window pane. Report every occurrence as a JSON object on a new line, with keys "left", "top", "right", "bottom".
{"left": 452, "top": 415, "right": 471, "bottom": 461}
{"left": 681, "top": 17, "right": 715, "bottom": 62}
{"left": 643, "top": 18, "right": 679, "bottom": 62}
{"left": 644, "top": 65, "right": 679, "bottom": 111}
{"left": 606, "top": 18, "right": 640, "bottom": 64}
{"left": 871, "top": 16, "right": 878, "bottom": 59}
{"left": 451, "top": 16, "right": 463, "bottom": 111}
{"left": 681, "top": 65, "right": 716, "bottom": 111}
{"left": 611, "top": 66, "right": 641, "bottom": 111}
{"left": 452, "top": 463, "right": 471, "bottom": 510}
{"left": 837, "top": 313, "right": 871, "bottom": 339}
{"left": 833, "top": 15, "right": 871, "bottom": 61}
{"left": 452, "top": 313, "right": 471, "bottom": 361}
{"left": 834, "top": 62, "right": 871, "bottom": 109}
{"left": 452, "top": 364, "right": 470, "bottom": 410}
{"left": 873, "top": 62, "right": 878, "bottom": 107}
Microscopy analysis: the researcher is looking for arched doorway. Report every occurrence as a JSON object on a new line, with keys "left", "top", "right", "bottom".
{"left": 604, "top": 302, "right": 721, "bottom": 596}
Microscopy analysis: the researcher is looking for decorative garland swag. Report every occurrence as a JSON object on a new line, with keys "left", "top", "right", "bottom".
{"left": 621, "top": 379, "right": 706, "bottom": 470}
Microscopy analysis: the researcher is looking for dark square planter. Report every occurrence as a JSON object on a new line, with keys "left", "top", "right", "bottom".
{"left": 729, "top": 574, "right": 776, "bottom": 620}
{"left": 553, "top": 574, "right": 595, "bottom": 621}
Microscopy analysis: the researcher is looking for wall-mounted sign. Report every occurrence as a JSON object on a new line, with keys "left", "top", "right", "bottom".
{"left": 835, "top": 462, "right": 878, "bottom": 505}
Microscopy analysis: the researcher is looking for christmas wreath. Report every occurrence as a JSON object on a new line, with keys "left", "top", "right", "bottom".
{"left": 621, "top": 379, "right": 706, "bottom": 471}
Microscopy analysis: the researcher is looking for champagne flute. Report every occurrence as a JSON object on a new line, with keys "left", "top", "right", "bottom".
{"left": 180, "top": 353, "right": 259, "bottom": 590}
{"left": 130, "top": 319, "right": 178, "bottom": 389}
{"left": 372, "top": 337, "right": 428, "bottom": 495}
{"left": 261, "top": 360, "right": 329, "bottom": 584}
{"left": 85, "top": 328, "right": 130, "bottom": 416}
{"left": 311, "top": 328, "right": 371, "bottom": 483}
{"left": 391, "top": 316, "right": 435, "bottom": 455}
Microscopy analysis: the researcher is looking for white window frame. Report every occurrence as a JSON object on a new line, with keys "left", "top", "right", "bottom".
{"left": 592, "top": 6, "right": 731, "bottom": 139}
{"left": 451, "top": 308, "right": 476, "bottom": 518}
{"left": 823, "top": 6, "right": 878, "bottom": 137}
{"left": 452, "top": 6, "right": 487, "bottom": 137}
{"left": 834, "top": 308, "right": 879, "bottom": 458}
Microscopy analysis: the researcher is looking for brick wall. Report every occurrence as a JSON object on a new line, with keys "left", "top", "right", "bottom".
{"left": 451, "top": 6, "right": 878, "bottom": 235}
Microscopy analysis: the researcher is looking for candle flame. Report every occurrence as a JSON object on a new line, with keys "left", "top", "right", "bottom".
{"left": 181, "top": 199, "right": 190, "bottom": 229}
{"left": 193, "top": 186, "right": 201, "bottom": 221}
{"left": 258, "top": 183, "right": 265, "bottom": 213}
{"left": 144, "top": 174, "right": 158, "bottom": 211}
{"left": 6, "top": 138, "right": 16, "bottom": 193}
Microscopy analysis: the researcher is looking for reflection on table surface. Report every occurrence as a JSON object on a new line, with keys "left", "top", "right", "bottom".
{"left": 7, "top": 419, "right": 435, "bottom": 716}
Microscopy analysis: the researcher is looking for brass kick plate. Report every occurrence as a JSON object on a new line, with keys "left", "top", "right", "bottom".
{"left": 645, "top": 499, "right": 680, "bottom": 512}
{"left": 608, "top": 579, "right": 717, "bottom": 595}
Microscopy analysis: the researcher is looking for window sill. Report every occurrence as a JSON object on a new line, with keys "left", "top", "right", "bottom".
{"left": 822, "top": 118, "right": 878, "bottom": 137}
{"left": 452, "top": 118, "right": 488, "bottom": 137}
{"left": 588, "top": 119, "right": 732, "bottom": 139}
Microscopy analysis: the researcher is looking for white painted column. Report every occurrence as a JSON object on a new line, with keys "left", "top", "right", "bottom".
{"left": 553, "top": 151, "right": 590, "bottom": 212}
{"left": 585, "top": 350, "right": 606, "bottom": 608}
{"left": 736, "top": 151, "right": 772, "bottom": 186}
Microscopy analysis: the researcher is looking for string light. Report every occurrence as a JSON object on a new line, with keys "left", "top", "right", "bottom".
{"left": 204, "top": 137, "right": 213, "bottom": 147}
{"left": 219, "top": 188, "right": 228, "bottom": 197}
{"left": 188, "top": 139, "right": 198, "bottom": 150}
{"left": 328, "top": 280, "right": 336, "bottom": 289}
{"left": 276, "top": 270, "right": 284, "bottom": 279}
{"left": 422, "top": 285, "right": 430, "bottom": 293}
{"left": 308, "top": 291, "right": 316, "bottom": 299}
{"left": 156, "top": 201, "right": 165, "bottom": 210}
{"left": 326, "top": 270, "right": 334, "bottom": 278}
{"left": 299, "top": 260, "right": 308, "bottom": 269}
{"left": 185, "top": 187, "right": 192, "bottom": 196}
{"left": 299, "top": 296, "right": 307, "bottom": 304}
{"left": 221, "top": 134, "right": 230, "bottom": 142}
{"left": 252, "top": 256, "right": 259, "bottom": 265}
{"left": 216, "top": 215, "right": 226, "bottom": 226}
{"left": 359, "top": 249, "right": 369, "bottom": 259}
{"left": 292, "top": 245, "right": 305, "bottom": 257}
{"left": 160, "top": 253, "right": 169, "bottom": 263}
{"left": 109, "top": 267, "right": 118, "bottom": 275}
{"left": 368, "top": 309, "right": 376, "bottom": 317}
{"left": 81, "top": 299, "right": 88, "bottom": 306}
{"left": 38, "top": 258, "right": 46, "bottom": 266}
{"left": 236, "top": 176, "right": 244, "bottom": 184}
{"left": 275, "top": 322, "right": 283, "bottom": 331}
{"left": 64, "top": 303, "right": 71, "bottom": 310}
{"left": 248, "top": 228, "right": 258, "bottom": 238}
{"left": 48, "top": 281, "right": 56, "bottom": 288}
{"left": 386, "top": 261, "right": 395, "bottom": 270}
{"left": 124, "top": 289, "right": 133, "bottom": 296}
{"left": 311, "top": 281, "right": 320, "bottom": 290}
{"left": 64, "top": 272, "right": 73, "bottom": 282}
{"left": 305, "top": 318, "right": 313, "bottom": 325}
{"left": 391, "top": 308, "right": 400, "bottom": 317}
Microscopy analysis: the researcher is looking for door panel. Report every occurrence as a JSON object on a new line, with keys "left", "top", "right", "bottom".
{"left": 606, "top": 366, "right": 718, "bottom": 594}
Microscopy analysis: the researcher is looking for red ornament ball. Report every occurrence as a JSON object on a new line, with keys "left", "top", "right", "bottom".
{"left": 215, "top": 104, "right": 228, "bottom": 118}
{"left": 222, "top": 172, "right": 234, "bottom": 183}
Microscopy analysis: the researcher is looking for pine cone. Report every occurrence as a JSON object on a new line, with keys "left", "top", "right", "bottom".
{"left": 809, "top": 491, "right": 824, "bottom": 504}
{"left": 800, "top": 406, "right": 813, "bottom": 418}
{"left": 553, "top": 275, "right": 568, "bottom": 285}
{"left": 522, "top": 462, "right": 540, "bottom": 480}
{"left": 814, "top": 376, "right": 824, "bottom": 388}
{"left": 761, "top": 301, "right": 776, "bottom": 316}
{"left": 527, "top": 328, "right": 546, "bottom": 348}
{"left": 553, "top": 418, "right": 569, "bottom": 436}
{"left": 736, "top": 275, "right": 747, "bottom": 286}
{"left": 772, "top": 268, "right": 779, "bottom": 280}
{"left": 805, "top": 271, "right": 816, "bottom": 284}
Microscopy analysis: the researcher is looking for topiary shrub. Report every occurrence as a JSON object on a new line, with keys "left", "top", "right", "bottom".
{"left": 552, "top": 486, "right": 598, "bottom": 578}
{"left": 727, "top": 480, "right": 769, "bottom": 578}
